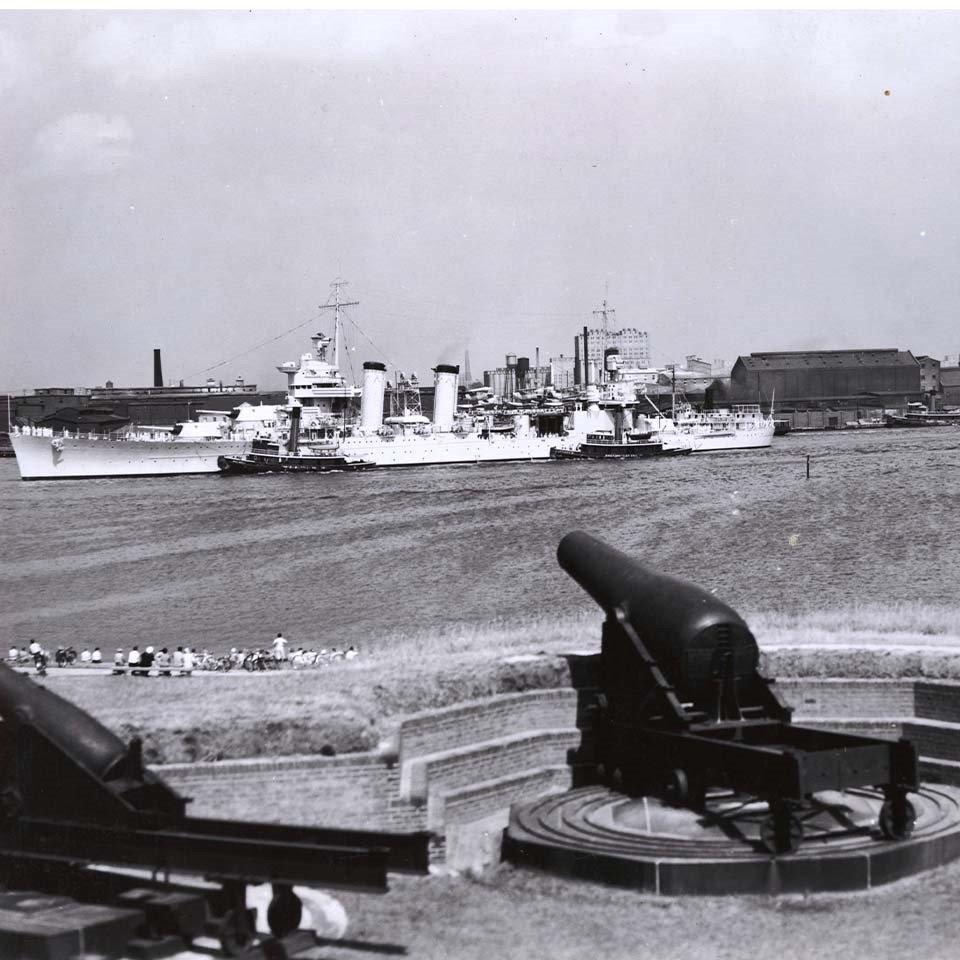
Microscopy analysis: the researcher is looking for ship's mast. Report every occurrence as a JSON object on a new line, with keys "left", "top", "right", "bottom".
{"left": 319, "top": 278, "right": 359, "bottom": 370}
{"left": 592, "top": 290, "right": 615, "bottom": 386}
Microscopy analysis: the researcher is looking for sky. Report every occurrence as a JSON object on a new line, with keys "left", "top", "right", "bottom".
{"left": 2, "top": 9, "right": 960, "bottom": 392}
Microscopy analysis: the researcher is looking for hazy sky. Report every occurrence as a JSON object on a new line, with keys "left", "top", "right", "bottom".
{"left": 3, "top": 9, "right": 959, "bottom": 392}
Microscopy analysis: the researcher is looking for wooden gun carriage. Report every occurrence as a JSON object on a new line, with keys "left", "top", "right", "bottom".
{"left": 559, "top": 531, "right": 919, "bottom": 854}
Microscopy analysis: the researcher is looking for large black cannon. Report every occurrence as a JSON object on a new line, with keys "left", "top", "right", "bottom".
{"left": 0, "top": 661, "right": 429, "bottom": 955}
{"left": 559, "top": 531, "right": 919, "bottom": 854}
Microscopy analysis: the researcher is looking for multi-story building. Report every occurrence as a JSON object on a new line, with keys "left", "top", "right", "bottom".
{"left": 916, "top": 355, "right": 942, "bottom": 399}
{"left": 573, "top": 328, "right": 650, "bottom": 384}
{"left": 940, "top": 366, "right": 960, "bottom": 407}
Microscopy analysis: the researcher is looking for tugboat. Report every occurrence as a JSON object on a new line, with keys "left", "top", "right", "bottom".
{"left": 550, "top": 394, "right": 693, "bottom": 461}
{"left": 218, "top": 409, "right": 373, "bottom": 474}
{"left": 551, "top": 429, "right": 691, "bottom": 460}
{"left": 884, "top": 403, "right": 960, "bottom": 428}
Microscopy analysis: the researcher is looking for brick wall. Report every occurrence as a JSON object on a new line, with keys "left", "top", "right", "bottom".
{"left": 154, "top": 677, "right": 960, "bottom": 853}
{"left": 159, "top": 753, "right": 425, "bottom": 832}
{"left": 915, "top": 681, "right": 960, "bottom": 724}
{"left": 777, "top": 679, "right": 915, "bottom": 719}
{"left": 905, "top": 720, "right": 960, "bottom": 763}
{"left": 397, "top": 690, "right": 580, "bottom": 763}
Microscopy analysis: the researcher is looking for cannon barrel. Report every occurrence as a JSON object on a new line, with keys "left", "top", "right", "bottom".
{"left": 557, "top": 531, "right": 759, "bottom": 694}
{"left": 0, "top": 660, "right": 130, "bottom": 782}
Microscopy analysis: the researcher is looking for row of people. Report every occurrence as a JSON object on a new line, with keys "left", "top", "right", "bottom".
{"left": 8, "top": 643, "right": 106, "bottom": 667}
{"left": 8, "top": 637, "right": 361, "bottom": 673}
{"left": 115, "top": 645, "right": 196, "bottom": 676}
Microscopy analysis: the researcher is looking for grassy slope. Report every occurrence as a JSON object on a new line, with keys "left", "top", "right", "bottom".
{"left": 41, "top": 604, "right": 960, "bottom": 764}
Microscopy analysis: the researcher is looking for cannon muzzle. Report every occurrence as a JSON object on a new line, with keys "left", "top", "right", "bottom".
{"left": 0, "top": 660, "right": 130, "bottom": 781}
{"left": 557, "top": 530, "right": 759, "bottom": 695}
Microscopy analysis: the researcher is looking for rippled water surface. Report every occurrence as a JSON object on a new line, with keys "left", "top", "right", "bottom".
{"left": 2, "top": 429, "right": 959, "bottom": 653}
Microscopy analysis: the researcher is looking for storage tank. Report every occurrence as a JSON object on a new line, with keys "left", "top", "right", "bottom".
{"left": 516, "top": 356, "right": 530, "bottom": 390}
{"left": 433, "top": 364, "right": 460, "bottom": 431}
{"left": 360, "top": 361, "right": 387, "bottom": 431}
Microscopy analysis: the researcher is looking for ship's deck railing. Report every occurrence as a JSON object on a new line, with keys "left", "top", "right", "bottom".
{"left": 11, "top": 425, "right": 178, "bottom": 441}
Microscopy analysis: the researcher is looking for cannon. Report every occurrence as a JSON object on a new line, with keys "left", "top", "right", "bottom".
{"left": 559, "top": 531, "right": 919, "bottom": 854}
{"left": 0, "top": 661, "right": 429, "bottom": 955}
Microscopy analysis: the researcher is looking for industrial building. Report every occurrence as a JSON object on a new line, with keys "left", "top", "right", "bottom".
{"left": 729, "top": 349, "right": 924, "bottom": 429}
{"left": 483, "top": 354, "right": 549, "bottom": 397}
{"left": 940, "top": 366, "right": 960, "bottom": 407}
{"left": 573, "top": 327, "right": 651, "bottom": 384}
{"left": 6, "top": 349, "right": 284, "bottom": 427}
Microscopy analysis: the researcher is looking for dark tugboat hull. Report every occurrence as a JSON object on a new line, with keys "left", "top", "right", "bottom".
{"left": 218, "top": 455, "right": 374, "bottom": 474}
{"left": 551, "top": 443, "right": 691, "bottom": 460}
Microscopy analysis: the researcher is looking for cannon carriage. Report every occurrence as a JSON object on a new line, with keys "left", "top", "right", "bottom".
{"left": 559, "top": 531, "right": 919, "bottom": 855}
{"left": 0, "top": 660, "right": 429, "bottom": 956}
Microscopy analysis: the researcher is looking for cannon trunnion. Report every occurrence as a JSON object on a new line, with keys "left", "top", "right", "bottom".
{"left": 559, "top": 531, "right": 919, "bottom": 854}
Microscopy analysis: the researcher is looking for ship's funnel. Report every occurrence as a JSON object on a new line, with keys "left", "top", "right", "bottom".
{"left": 287, "top": 405, "right": 301, "bottom": 455}
{"left": 433, "top": 364, "right": 460, "bottom": 431}
{"left": 153, "top": 348, "right": 163, "bottom": 388}
{"left": 360, "top": 361, "right": 387, "bottom": 431}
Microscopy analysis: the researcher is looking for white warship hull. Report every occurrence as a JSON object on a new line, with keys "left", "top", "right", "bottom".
{"left": 10, "top": 430, "right": 251, "bottom": 480}
{"left": 337, "top": 432, "right": 555, "bottom": 467}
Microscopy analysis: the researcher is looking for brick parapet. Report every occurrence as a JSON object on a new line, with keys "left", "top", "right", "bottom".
{"left": 152, "top": 676, "right": 960, "bottom": 859}
{"left": 777, "top": 678, "right": 915, "bottom": 719}
{"left": 397, "top": 689, "right": 580, "bottom": 764}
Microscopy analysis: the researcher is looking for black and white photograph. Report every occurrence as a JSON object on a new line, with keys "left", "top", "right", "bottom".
{"left": 1, "top": 8, "right": 959, "bottom": 959}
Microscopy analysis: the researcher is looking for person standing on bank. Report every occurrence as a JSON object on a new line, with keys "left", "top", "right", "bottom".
{"left": 272, "top": 631, "right": 288, "bottom": 663}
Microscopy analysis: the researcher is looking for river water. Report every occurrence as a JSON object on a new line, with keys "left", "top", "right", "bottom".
{"left": 1, "top": 428, "right": 958, "bottom": 654}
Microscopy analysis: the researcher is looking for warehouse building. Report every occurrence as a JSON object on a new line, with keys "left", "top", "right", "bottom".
{"left": 729, "top": 349, "right": 924, "bottom": 430}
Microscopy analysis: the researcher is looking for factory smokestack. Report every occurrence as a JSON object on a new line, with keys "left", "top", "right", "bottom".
{"left": 153, "top": 349, "right": 163, "bottom": 388}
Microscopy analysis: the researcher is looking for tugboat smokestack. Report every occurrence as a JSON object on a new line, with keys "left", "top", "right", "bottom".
{"left": 286, "top": 406, "right": 301, "bottom": 455}
{"left": 153, "top": 348, "right": 163, "bottom": 388}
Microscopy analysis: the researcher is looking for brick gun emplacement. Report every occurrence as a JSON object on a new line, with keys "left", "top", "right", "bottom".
{"left": 0, "top": 660, "right": 429, "bottom": 954}
{"left": 558, "top": 530, "right": 919, "bottom": 854}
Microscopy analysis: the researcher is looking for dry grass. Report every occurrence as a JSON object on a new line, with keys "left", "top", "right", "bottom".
{"left": 749, "top": 601, "right": 960, "bottom": 648}
{"left": 40, "top": 603, "right": 960, "bottom": 764}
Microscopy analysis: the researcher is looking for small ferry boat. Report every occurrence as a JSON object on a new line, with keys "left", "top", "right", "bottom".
{"left": 666, "top": 402, "right": 775, "bottom": 452}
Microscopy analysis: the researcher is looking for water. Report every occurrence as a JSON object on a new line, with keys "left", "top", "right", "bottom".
{"left": 1, "top": 429, "right": 958, "bottom": 654}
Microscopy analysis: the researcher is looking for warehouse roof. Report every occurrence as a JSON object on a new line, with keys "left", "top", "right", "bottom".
{"left": 736, "top": 349, "right": 917, "bottom": 371}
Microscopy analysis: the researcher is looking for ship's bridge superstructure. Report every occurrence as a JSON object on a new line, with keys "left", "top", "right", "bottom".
{"left": 278, "top": 331, "right": 361, "bottom": 425}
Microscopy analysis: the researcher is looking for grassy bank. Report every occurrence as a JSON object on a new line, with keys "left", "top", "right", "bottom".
{"left": 37, "top": 603, "right": 960, "bottom": 765}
